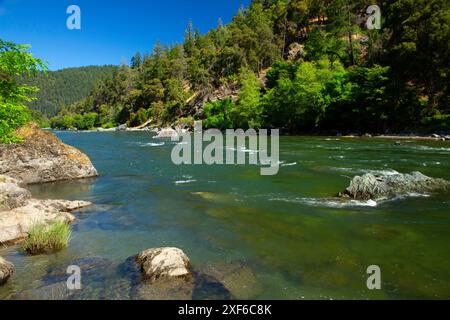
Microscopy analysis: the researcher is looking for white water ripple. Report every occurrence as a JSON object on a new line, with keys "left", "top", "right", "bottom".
{"left": 269, "top": 197, "right": 378, "bottom": 208}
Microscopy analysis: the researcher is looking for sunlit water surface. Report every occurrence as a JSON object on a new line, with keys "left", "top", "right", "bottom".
{"left": 1, "top": 132, "right": 449, "bottom": 300}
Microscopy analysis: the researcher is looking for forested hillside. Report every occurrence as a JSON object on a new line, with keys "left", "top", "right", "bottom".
{"left": 50, "top": 0, "right": 449, "bottom": 134}
{"left": 27, "top": 65, "right": 117, "bottom": 117}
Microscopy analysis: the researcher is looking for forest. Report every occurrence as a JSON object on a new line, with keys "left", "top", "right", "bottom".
{"left": 26, "top": 65, "right": 117, "bottom": 118}
{"left": 24, "top": 0, "right": 450, "bottom": 133}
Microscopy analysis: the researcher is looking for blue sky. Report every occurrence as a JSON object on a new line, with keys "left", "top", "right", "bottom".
{"left": 0, "top": 0, "right": 250, "bottom": 70}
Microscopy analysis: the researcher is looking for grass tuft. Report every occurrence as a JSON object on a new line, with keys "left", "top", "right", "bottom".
{"left": 22, "top": 221, "right": 71, "bottom": 255}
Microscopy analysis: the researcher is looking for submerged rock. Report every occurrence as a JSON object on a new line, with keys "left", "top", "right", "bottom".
{"left": 0, "top": 256, "right": 14, "bottom": 285}
{"left": 136, "top": 247, "right": 192, "bottom": 283}
{"left": 131, "top": 249, "right": 258, "bottom": 300}
{"left": 14, "top": 257, "right": 132, "bottom": 300}
{"left": 340, "top": 171, "right": 450, "bottom": 200}
{"left": 194, "top": 261, "right": 262, "bottom": 300}
{"left": 134, "top": 277, "right": 195, "bottom": 300}
{"left": 0, "top": 123, "right": 98, "bottom": 184}
{"left": 0, "top": 175, "right": 91, "bottom": 245}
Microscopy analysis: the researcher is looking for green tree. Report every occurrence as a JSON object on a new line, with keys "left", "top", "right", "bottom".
{"left": 231, "top": 68, "right": 263, "bottom": 129}
{"left": 0, "top": 39, "right": 47, "bottom": 143}
{"left": 380, "top": 0, "right": 450, "bottom": 108}
{"left": 203, "top": 98, "right": 234, "bottom": 129}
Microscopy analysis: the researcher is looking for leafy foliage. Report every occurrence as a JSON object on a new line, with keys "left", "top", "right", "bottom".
{"left": 49, "top": 0, "right": 449, "bottom": 134}
{"left": 203, "top": 98, "right": 234, "bottom": 130}
{"left": 26, "top": 65, "right": 117, "bottom": 117}
{"left": 0, "top": 40, "right": 47, "bottom": 143}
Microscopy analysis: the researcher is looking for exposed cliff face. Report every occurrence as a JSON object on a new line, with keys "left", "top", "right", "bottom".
{"left": 0, "top": 123, "right": 98, "bottom": 184}
{"left": 185, "top": 83, "right": 240, "bottom": 117}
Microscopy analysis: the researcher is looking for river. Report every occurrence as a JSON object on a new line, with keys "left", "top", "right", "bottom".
{"left": 1, "top": 131, "right": 449, "bottom": 299}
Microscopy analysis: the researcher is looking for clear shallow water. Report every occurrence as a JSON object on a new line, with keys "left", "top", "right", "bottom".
{"left": 1, "top": 132, "right": 449, "bottom": 300}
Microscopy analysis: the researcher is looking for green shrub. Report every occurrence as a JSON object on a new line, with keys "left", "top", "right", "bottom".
{"left": 174, "top": 116, "right": 194, "bottom": 129}
{"left": 30, "top": 109, "right": 50, "bottom": 128}
{"left": 1, "top": 40, "right": 47, "bottom": 143}
{"left": 22, "top": 221, "right": 71, "bottom": 255}
{"left": 203, "top": 98, "right": 234, "bottom": 130}
{"left": 421, "top": 114, "right": 450, "bottom": 132}
{"left": 128, "top": 108, "right": 149, "bottom": 127}
{"left": 0, "top": 103, "right": 31, "bottom": 143}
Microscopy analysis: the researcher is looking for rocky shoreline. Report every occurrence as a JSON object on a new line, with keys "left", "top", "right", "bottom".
{"left": 59, "top": 124, "right": 450, "bottom": 142}
{"left": 1, "top": 123, "right": 449, "bottom": 296}
{"left": 0, "top": 174, "right": 91, "bottom": 245}
{"left": 0, "top": 123, "right": 98, "bottom": 286}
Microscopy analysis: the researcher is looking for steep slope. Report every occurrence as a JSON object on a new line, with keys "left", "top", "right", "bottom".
{"left": 27, "top": 65, "right": 118, "bottom": 117}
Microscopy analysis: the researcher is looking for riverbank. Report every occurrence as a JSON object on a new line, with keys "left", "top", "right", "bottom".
{"left": 0, "top": 123, "right": 98, "bottom": 288}
{"left": 52, "top": 126, "right": 450, "bottom": 142}
{"left": 341, "top": 134, "right": 450, "bottom": 141}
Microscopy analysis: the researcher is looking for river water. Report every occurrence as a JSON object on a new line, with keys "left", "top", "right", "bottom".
{"left": 1, "top": 131, "right": 449, "bottom": 300}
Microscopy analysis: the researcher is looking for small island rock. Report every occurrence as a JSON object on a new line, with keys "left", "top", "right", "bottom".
{"left": 340, "top": 171, "right": 450, "bottom": 201}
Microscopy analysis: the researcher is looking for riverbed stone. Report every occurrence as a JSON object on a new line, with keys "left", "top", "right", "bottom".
{"left": 195, "top": 261, "right": 262, "bottom": 300}
{"left": 0, "top": 123, "right": 98, "bottom": 185}
{"left": 0, "top": 257, "right": 14, "bottom": 285}
{"left": 340, "top": 171, "right": 450, "bottom": 200}
{"left": 134, "top": 277, "right": 195, "bottom": 300}
{"left": 136, "top": 247, "right": 192, "bottom": 282}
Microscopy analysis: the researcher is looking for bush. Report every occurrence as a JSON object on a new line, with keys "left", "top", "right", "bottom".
{"left": 203, "top": 98, "right": 234, "bottom": 129}
{"left": 1, "top": 40, "right": 47, "bottom": 143}
{"left": 174, "top": 116, "right": 194, "bottom": 130}
{"left": 128, "top": 108, "right": 149, "bottom": 127}
{"left": 50, "top": 112, "right": 99, "bottom": 130}
{"left": 421, "top": 114, "right": 450, "bottom": 133}
{"left": 0, "top": 103, "right": 31, "bottom": 143}
{"left": 30, "top": 109, "right": 50, "bottom": 128}
{"left": 230, "top": 68, "right": 263, "bottom": 129}
{"left": 22, "top": 221, "right": 71, "bottom": 255}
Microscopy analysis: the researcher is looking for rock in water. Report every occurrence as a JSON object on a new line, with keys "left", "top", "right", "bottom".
{"left": 0, "top": 123, "right": 98, "bottom": 184}
{"left": 340, "top": 171, "right": 450, "bottom": 200}
{"left": 0, "top": 257, "right": 14, "bottom": 285}
{"left": 116, "top": 124, "right": 128, "bottom": 131}
{"left": 154, "top": 128, "right": 179, "bottom": 139}
{"left": 136, "top": 247, "right": 191, "bottom": 282}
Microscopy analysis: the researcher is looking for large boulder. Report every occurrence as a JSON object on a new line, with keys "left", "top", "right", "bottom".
{"left": 154, "top": 128, "right": 179, "bottom": 139}
{"left": 136, "top": 247, "right": 192, "bottom": 283}
{"left": 0, "top": 257, "right": 14, "bottom": 285}
{"left": 340, "top": 171, "right": 450, "bottom": 200}
{"left": 0, "top": 123, "right": 98, "bottom": 184}
{"left": 0, "top": 175, "right": 91, "bottom": 245}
